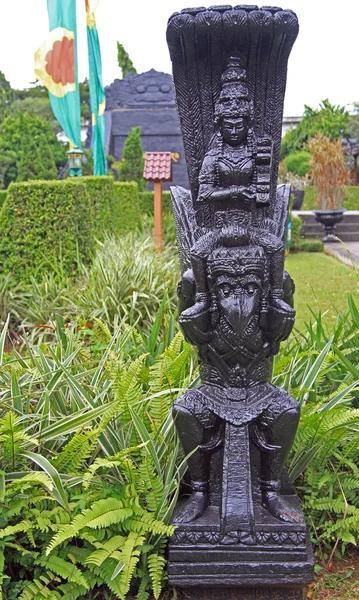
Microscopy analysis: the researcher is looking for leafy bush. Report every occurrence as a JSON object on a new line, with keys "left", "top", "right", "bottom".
{"left": 293, "top": 239, "right": 323, "bottom": 253}
{"left": 139, "top": 191, "right": 172, "bottom": 216}
{"left": 112, "top": 182, "right": 142, "bottom": 234}
{"left": 74, "top": 234, "right": 179, "bottom": 331}
{"left": 0, "top": 113, "right": 67, "bottom": 188}
{"left": 0, "top": 314, "right": 195, "bottom": 599}
{"left": 291, "top": 215, "right": 302, "bottom": 244}
{"left": 275, "top": 295, "right": 359, "bottom": 560}
{"left": 290, "top": 216, "right": 322, "bottom": 252}
{"left": 303, "top": 186, "right": 359, "bottom": 211}
{"left": 16, "top": 131, "right": 58, "bottom": 182}
{"left": 0, "top": 190, "right": 6, "bottom": 208}
{"left": 283, "top": 151, "right": 311, "bottom": 177}
{"left": 78, "top": 176, "right": 113, "bottom": 235}
{"left": 280, "top": 99, "right": 349, "bottom": 159}
{"left": 0, "top": 180, "right": 94, "bottom": 282}
{"left": 119, "top": 127, "right": 144, "bottom": 192}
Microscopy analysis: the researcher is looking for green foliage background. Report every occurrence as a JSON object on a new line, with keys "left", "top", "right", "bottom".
{"left": 119, "top": 127, "right": 145, "bottom": 192}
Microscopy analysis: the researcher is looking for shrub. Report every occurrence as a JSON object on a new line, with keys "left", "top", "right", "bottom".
{"left": 0, "top": 180, "right": 94, "bottom": 282}
{"left": 290, "top": 215, "right": 323, "bottom": 252}
{"left": 307, "top": 133, "right": 350, "bottom": 209}
{"left": 0, "top": 316, "right": 194, "bottom": 599}
{"left": 283, "top": 151, "right": 311, "bottom": 177}
{"left": 112, "top": 182, "right": 142, "bottom": 234}
{"left": 0, "top": 113, "right": 66, "bottom": 188}
{"left": 77, "top": 175, "right": 113, "bottom": 235}
{"left": 291, "top": 215, "right": 302, "bottom": 244}
{"left": 292, "top": 238, "right": 323, "bottom": 253}
{"left": 0, "top": 190, "right": 6, "bottom": 208}
{"left": 119, "top": 126, "right": 145, "bottom": 192}
{"left": 139, "top": 191, "right": 172, "bottom": 216}
{"left": 303, "top": 186, "right": 359, "bottom": 211}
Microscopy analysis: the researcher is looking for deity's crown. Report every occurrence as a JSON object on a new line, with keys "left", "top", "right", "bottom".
{"left": 215, "top": 56, "right": 252, "bottom": 119}
{"left": 207, "top": 245, "right": 267, "bottom": 279}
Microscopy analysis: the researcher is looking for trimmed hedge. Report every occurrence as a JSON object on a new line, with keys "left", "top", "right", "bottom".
{"left": 292, "top": 238, "right": 323, "bottom": 253}
{"left": 0, "top": 180, "right": 94, "bottom": 281}
{"left": 139, "top": 191, "right": 172, "bottom": 216}
{"left": 112, "top": 182, "right": 142, "bottom": 234}
{"left": 77, "top": 176, "right": 112, "bottom": 235}
{"left": 0, "top": 190, "right": 7, "bottom": 210}
{"left": 303, "top": 186, "right": 359, "bottom": 211}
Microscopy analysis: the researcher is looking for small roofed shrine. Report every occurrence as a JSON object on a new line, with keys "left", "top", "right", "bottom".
{"left": 143, "top": 151, "right": 173, "bottom": 251}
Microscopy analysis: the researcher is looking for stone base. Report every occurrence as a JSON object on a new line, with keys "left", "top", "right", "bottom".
{"left": 169, "top": 498, "right": 314, "bottom": 588}
{"left": 175, "top": 587, "right": 305, "bottom": 599}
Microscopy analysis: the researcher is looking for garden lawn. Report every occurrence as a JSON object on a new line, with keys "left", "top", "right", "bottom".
{"left": 285, "top": 252, "right": 359, "bottom": 332}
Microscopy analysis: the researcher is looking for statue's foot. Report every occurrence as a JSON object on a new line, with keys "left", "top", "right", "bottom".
{"left": 262, "top": 491, "right": 302, "bottom": 523}
{"left": 173, "top": 491, "right": 209, "bottom": 524}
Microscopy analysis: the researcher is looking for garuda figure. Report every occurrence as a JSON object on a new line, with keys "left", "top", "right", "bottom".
{"left": 167, "top": 5, "right": 313, "bottom": 591}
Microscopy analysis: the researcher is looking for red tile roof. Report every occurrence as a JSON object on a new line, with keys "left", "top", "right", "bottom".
{"left": 143, "top": 152, "right": 172, "bottom": 181}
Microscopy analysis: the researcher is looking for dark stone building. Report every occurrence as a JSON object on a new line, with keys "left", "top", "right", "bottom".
{"left": 105, "top": 69, "right": 189, "bottom": 189}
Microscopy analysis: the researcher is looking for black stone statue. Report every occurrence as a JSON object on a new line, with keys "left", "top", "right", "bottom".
{"left": 166, "top": 5, "right": 314, "bottom": 598}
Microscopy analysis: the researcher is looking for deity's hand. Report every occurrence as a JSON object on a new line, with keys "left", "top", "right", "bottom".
{"left": 239, "top": 187, "right": 256, "bottom": 203}
{"left": 179, "top": 306, "right": 212, "bottom": 346}
{"left": 265, "top": 299, "right": 295, "bottom": 344}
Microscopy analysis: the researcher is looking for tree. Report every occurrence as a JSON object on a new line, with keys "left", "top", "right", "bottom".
{"left": 37, "top": 134, "right": 58, "bottom": 180}
{"left": 280, "top": 99, "right": 349, "bottom": 159}
{"left": 345, "top": 102, "right": 359, "bottom": 141}
{"left": 117, "top": 42, "right": 137, "bottom": 78}
{"left": 119, "top": 126, "right": 144, "bottom": 191}
{"left": 0, "top": 113, "right": 66, "bottom": 188}
{"left": 0, "top": 71, "right": 15, "bottom": 123}
{"left": 16, "top": 133, "right": 42, "bottom": 182}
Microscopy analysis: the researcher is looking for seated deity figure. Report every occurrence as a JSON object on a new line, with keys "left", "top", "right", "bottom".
{"left": 173, "top": 244, "right": 301, "bottom": 525}
{"left": 181, "top": 58, "right": 293, "bottom": 332}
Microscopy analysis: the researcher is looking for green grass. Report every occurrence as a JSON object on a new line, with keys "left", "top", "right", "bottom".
{"left": 286, "top": 252, "right": 359, "bottom": 332}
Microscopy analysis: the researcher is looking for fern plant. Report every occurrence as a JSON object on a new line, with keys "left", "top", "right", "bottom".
{"left": 274, "top": 294, "right": 359, "bottom": 560}
{"left": 0, "top": 315, "right": 196, "bottom": 599}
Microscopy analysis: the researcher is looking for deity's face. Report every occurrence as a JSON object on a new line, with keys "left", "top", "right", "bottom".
{"left": 215, "top": 268, "right": 263, "bottom": 337}
{"left": 221, "top": 115, "right": 249, "bottom": 146}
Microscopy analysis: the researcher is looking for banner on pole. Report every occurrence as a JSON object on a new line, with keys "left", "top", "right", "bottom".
{"left": 86, "top": 0, "right": 108, "bottom": 175}
{"left": 35, "top": 0, "right": 81, "bottom": 149}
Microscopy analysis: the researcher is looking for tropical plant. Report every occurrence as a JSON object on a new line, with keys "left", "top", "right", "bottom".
{"left": 307, "top": 133, "right": 350, "bottom": 210}
{"left": 275, "top": 294, "right": 359, "bottom": 560}
{"left": 0, "top": 311, "right": 196, "bottom": 599}
{"left": 281, "top": 99, "right": 349, "bottom": 159}
{"left": 119, "top": 127, "right": 145, "bottom": 192}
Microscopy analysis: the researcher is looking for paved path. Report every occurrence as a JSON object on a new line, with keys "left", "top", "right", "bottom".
{"left": 324, "top": 242, "right": 359, "bottom": 269}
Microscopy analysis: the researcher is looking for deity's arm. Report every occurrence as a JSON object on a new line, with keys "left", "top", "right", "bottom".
{"left": 197, "top": 151, "right": 256, "bottom": 204}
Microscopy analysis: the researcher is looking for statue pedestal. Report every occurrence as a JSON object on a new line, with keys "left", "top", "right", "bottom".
{"left": 174, "top": 587, "right": 306, "bottom": 599}
{"left": 169, "top": 501, "right": 314, "bottom": 590}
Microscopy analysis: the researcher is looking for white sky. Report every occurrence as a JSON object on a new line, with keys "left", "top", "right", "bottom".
{"left": 1, "top": 0, "right": 358, "bottom": 116}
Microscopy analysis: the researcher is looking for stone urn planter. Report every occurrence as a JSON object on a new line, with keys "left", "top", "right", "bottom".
{"left": 312, "top": 208, "right": 346, "bottom": 242}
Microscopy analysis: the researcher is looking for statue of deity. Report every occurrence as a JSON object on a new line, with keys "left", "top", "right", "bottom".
{"left": 166, "top": 5, "right": 313, "bottom": 593}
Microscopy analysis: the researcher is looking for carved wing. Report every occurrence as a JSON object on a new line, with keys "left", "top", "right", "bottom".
{"left": 171, "top": 186, "right": 200, "bottom": 274}
{"left": 166, "top": 7, "right": 299, "bottom": 204}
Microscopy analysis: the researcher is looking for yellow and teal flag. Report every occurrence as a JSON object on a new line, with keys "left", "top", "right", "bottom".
{"left": 34, "top": 0, "right": 81, "bottom": 149}
{"left": 86, "top": 0, "right": 107, "bottom": 175}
